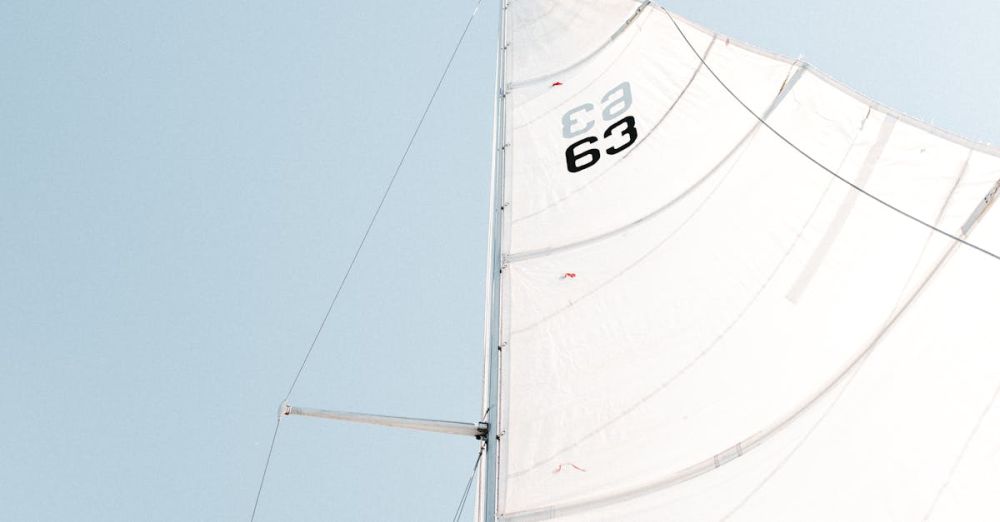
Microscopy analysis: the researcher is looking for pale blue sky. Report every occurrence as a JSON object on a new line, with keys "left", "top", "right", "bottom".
{"left": 2, "top": 1, "right": 998, "bottom": 521}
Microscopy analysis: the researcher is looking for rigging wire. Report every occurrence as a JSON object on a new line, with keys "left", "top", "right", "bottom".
{"left": 249, "top": 1, "right": 485, "bottom": 520}
{"left": 283, "top": 0, "right": 486, "bottom": 404}
{"left": 452, "top": 446, "right": 485, "bottom": 522}
{"left": 249, "top": 418, "right": 282, "bottom": 522}
{"left": 662, "top": 9, "right": 1000, "bottom": 263}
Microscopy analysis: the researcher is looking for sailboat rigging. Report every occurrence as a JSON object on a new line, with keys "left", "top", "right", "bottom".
{"left": 258, "top": 1, "right": 1000, "bottom": 520}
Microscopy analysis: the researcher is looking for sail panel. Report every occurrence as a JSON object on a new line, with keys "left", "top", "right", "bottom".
{"left": 497, "top": 2, "right": 1000, "bottom": 519}
{"left": 507, "top": 0, "right": 649, "bottom": 88}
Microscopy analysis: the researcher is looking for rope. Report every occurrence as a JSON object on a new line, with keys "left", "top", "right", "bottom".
{"left": 249, "top": 2, "right": 485, "bottom": 520}
{"left": 662, "top": 10, "right": 1000, "bottom": 263}
{"left": 452, "top": 446, "right": 485, "bottom": 522}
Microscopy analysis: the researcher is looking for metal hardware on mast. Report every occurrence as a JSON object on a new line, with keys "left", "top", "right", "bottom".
{"left": 481, "top": 0, "right": 507, "bottom": 520}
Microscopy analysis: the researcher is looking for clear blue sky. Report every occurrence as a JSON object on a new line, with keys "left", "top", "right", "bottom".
{"left": 2, "top": 1, "right": 998, "bottom": 520}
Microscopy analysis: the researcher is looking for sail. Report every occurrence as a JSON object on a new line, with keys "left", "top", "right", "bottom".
{"left": 493, "top": 1, "right": 1000, "bottom": 520}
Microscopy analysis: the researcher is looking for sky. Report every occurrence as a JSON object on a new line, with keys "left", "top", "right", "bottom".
{"left": 2, "top": 1, "right": 998, "bottom": 521}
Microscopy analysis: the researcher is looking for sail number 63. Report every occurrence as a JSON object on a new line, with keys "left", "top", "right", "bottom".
{"left": 561, "top": 82, "right": 638, "bottom": 173}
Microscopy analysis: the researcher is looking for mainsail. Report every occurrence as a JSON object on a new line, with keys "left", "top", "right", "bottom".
{"left": 484, "top": 0, "right": 1000, "bottom": 519}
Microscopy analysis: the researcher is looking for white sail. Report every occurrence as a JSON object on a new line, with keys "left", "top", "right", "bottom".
{"left": 492, "top": 1, "right": 1000, "bottom": 520}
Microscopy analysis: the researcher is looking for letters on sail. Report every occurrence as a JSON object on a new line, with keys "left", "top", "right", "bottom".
{"left": 491, "top": 1, "right": 1000, "bottom": 520}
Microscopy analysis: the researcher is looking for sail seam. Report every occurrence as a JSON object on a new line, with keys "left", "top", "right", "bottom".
{"left": 508, "top": 62, "right": 803, "bottom": 263}
{"left": 662, "top": 8, "right": 1000, "bottom": 263}
{"left": 786, "top": 115, "right": 897, "bottom": 303}
{"left": 504, "top": 27, "right": 1000, "bottom": 511}
{"left": 726, "top": 152, "right": 991, "bottom": 520}
{"left": 886, "top": 151, "right": 972, "bottom": 314}
{"left": 719, "top": 363, "right": 863, "bottom": 520}
{"left": 502, "top": 229, "right": 968, "bottom": 522}
{"left": 506, "top": 108, "right": 868, "bottom": 480}
{"left": 922, "top": 380, "right": 1000, "bottom": 520}
{"left": 511, "top": 10, "right": 652, "bottom": 132}
{"left": 508, "top": 0, "right": 651, "bottom": 90}
{"left": 507, "top": 127, "right": 755, "bottom": 336}
{"left": 504, "top": 127, "right": 763, "bottom": 480}
{"left": 511, "top": 35, "right": 717, "bottom": 226}
{"left": 652, "top": 3, "right": 1000, "bottom": 158}
{"left": 501, "top": 10, "right": 1000, "bottom": 520}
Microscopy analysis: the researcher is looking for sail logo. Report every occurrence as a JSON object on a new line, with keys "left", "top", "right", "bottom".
{"left": 561, "top": 81, "right": 638, "bottom": 173}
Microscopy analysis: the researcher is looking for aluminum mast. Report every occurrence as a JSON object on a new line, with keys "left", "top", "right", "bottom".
{"left": 479, "top": 0, "right": 508, "bottom": 520}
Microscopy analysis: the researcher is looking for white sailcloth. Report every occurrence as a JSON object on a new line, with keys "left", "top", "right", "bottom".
{"left": 494, "top": 1, "right": 1000, "bottom": 520}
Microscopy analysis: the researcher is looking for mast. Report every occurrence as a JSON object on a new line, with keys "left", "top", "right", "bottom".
{"left": 480, "top": 0, "right": 508, "bottom": 520}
